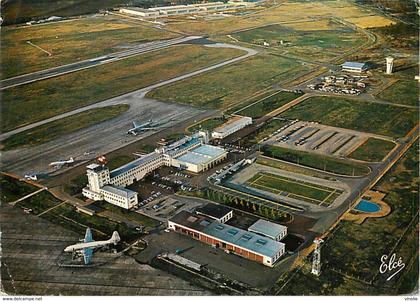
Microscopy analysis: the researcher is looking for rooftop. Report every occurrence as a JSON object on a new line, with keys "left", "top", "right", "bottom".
{"left": 176, "top": 145, "right": 226, "bottom": 166}
{"left": 110, "top": 152, "right": 161, "bottom": 178}
{"left": 248, "top": 219, "right": 287, "bottom": 239}
{"left": 342, "top": 62, "right": 367, "bottom": 69}
{"left": 196, "top": 203, "right": 233, "bottom": 219}
{"left": 170, "top": 211, "right": 284, "bottom": 258}
{"left": 101, "top": 185, "right": 137, "bottom": 198}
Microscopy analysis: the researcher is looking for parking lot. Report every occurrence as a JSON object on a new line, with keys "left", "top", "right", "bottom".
{"left": 262, "top": 120, "right": 374, "bottom": 158}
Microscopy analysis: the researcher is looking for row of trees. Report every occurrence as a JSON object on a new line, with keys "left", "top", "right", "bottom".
{"left": 203, "top": 188, "right": 291, "bottom": 223}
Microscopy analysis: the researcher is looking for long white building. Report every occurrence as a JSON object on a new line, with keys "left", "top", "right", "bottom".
{"left": 119, "top": 1, "right": 254, "bottom": 18}
{"left": 212, "top": 115, "right": 252, "bottom": 139}
{"left": 82, "top": 133, "right": 227, "bottom": 209}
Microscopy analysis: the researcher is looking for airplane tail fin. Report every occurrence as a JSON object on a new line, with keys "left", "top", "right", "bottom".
{"left": 111, "top": 231, "right": 121, "bottom": 244}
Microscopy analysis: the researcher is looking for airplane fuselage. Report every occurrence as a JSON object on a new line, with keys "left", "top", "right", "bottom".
{"left": 64, "top": 238, "right": 117, "bottom": 252}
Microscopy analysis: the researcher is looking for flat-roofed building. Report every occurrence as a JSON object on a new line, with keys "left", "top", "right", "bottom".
{"left": 248, "top": 219, "right": 287, "bottom": 241}
{"left": 341, "top": 62, "right": 368, "bottom": 73}
{"left": 82, "top": 133, "right": 226, "bottom": 209}
{"left": 168, "top": 211, "right": 285, "bottom": 267}
{"left": 212, "top": 115, "right": 252, "bottom": 139}
{"left": 196, "top": 203, "right": 233, "bottom": 223}
{"left": 119, "top": 7, "right": 160, "bottom": 17}
{"left": 172, "top": 144, "right": 227, "bottom": 173}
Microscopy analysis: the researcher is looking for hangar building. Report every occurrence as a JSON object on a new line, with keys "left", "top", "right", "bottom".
{"left": 168, "top": 210, "right": 285, "bottom": 267}
{"left": 341, "top": 62, "right": 368, "bottom": 73}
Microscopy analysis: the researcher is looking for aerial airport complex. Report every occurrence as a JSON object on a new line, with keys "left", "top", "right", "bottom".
{"left": 1, "top": 0, "right": 418, "bottom": 296}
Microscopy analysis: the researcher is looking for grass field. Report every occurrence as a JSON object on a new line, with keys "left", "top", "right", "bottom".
{"left": 279, "top": 96, "right": 418, "bottom": 138}
{"left": 377, "top": 80, "right": 419, "bottom": 107}
{"left": 247, "top": 172, "right": 340, "bottom": 207}
{"left": 96, "top": 201, "right": 160, "bottom": 228}
{"left": 348, "top": 138, "right": 396, "bottom": 162}
{"left": 236, "top": 91, "right": 302, "bottom": 118}
{"left": 255, "top": 157, "right": 335, "bottom": 181}
{"left": 0, "top": 174, "right": 39, "bottom": 203}
{"left": 263, "top": 145, "right": 371, "bottom": 176}
{"left": 188, "top": 117, "right": 226, "bottom": 132}
{"left": 1, "top": 45, "right": 244, "bottom": 132}
{"left": 147, "top": 53, "right": 310, "bottom": 110}
{"left": 2, "top": 105, "right": 129, "bottom": 150}
{"left": 1, "top": 15, "right": 178, "bottom": 78}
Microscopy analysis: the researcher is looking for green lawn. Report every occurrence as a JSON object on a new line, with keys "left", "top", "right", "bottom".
{"left": 263, "top": 145, "right": 371, "bottom": 176}
{"left": 2, "top": 105, "right": 129, "bottom": 150}
{"left": 279, "top": 96, "right": 418, "bottom": 138}
{"left": 348, "top": 138, "right": 396, "bottom": 162}
{"left": 1, "top": 45, "right": 244, "bottom": 132}
{"left": 247, "top": 172, "right": 339, "bottom": 206}
{"left": 147, "top": 53, "right": 310, "bottom": 110}
{"left": 377, "top": 80, "right": 419, "bottom": 107}
{"left": 0, "top": 174, "right": 39, "bottom": 203}
{"left": 96, "top": 201, "right": 160, "bottom": 228}
{"left": 236, "top": 91, "right": 302, "bottom": 118}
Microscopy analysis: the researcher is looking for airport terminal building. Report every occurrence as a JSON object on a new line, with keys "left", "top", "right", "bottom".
{"left": 82, "top": 133, "right": 227, "bottom": 209}
{"left": 168, "top": 210, "right": 286, "bottom": 267}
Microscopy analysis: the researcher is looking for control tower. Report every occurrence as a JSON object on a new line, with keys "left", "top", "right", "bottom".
{"left": 311, "top": 237, "right": 324, "bottom": 276}
{"left": 386, "top": 57, "right": 394, "bottom": 75}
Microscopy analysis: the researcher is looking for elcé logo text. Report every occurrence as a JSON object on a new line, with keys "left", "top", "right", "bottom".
{"left": 379, "top": 253, "right": 405, "bottom": 281}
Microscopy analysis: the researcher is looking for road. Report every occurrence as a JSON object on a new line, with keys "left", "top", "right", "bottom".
{"left": 0, "top": 42, "right": 257, "bottom": 141}
{"left": 0, "top": 36, "right": 202, "bottom": 90}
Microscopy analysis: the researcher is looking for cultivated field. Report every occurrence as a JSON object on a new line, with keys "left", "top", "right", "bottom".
{"left": 348, "top": 138, "right": 396, "bottom": 162}
{"left": 247, "top": 172, "right": 340, "bottom": 207}
{"left": 1, "top": 45, "right": 244, "bottom": 132}
{"left": 279, "top": 96, "right": 418, "bottom": 138}
{"left": 147, "top": 53, "right": 310, "bottom": 110}
{"left": 344, "top": 15, "right": 396, "bottom": 28}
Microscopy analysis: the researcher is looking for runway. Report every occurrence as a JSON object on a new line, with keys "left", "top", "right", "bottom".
{"left": 0, "top": 97, "right": 203, "bottom": 177}
{"left": 0, "top": 42, "right": 257, "bottom": 141}
{"left": 0, "top": 36, "right": 202, "bottom": 90}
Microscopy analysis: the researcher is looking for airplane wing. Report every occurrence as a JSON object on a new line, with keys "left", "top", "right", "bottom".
{"left": 133, "top": 121, "right": 141, "bottom": 128}
{"left": 84, "top": 228, "right": 93, "bottom": 243}
{"left": 83, "top": 247, "right": 93, "bottom": 265}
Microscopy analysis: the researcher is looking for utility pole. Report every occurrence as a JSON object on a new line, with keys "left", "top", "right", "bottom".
{"left": 311, "top": 237, "right": 324, "bottom": 276}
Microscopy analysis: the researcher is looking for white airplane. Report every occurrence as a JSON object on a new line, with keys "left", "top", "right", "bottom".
{"left": 64, "top": 228, "right": 120, "bottom": 264}
{"left": 24, "top": 173, "right": 38, "bottom": 181}
{"left": 128, "top": 116, "right": 175, "bottom": 135}
{"left": 49, "top": 157, "right": 74, "bottom": 168}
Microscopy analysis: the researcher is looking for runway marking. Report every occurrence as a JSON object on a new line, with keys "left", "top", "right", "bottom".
{"left": 26, "top": 41, "right": 52, "bottom": 56}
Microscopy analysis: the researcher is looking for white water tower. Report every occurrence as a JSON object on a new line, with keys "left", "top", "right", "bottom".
{"left": 386, "top": 57, "right": 394, "bottom": 74}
